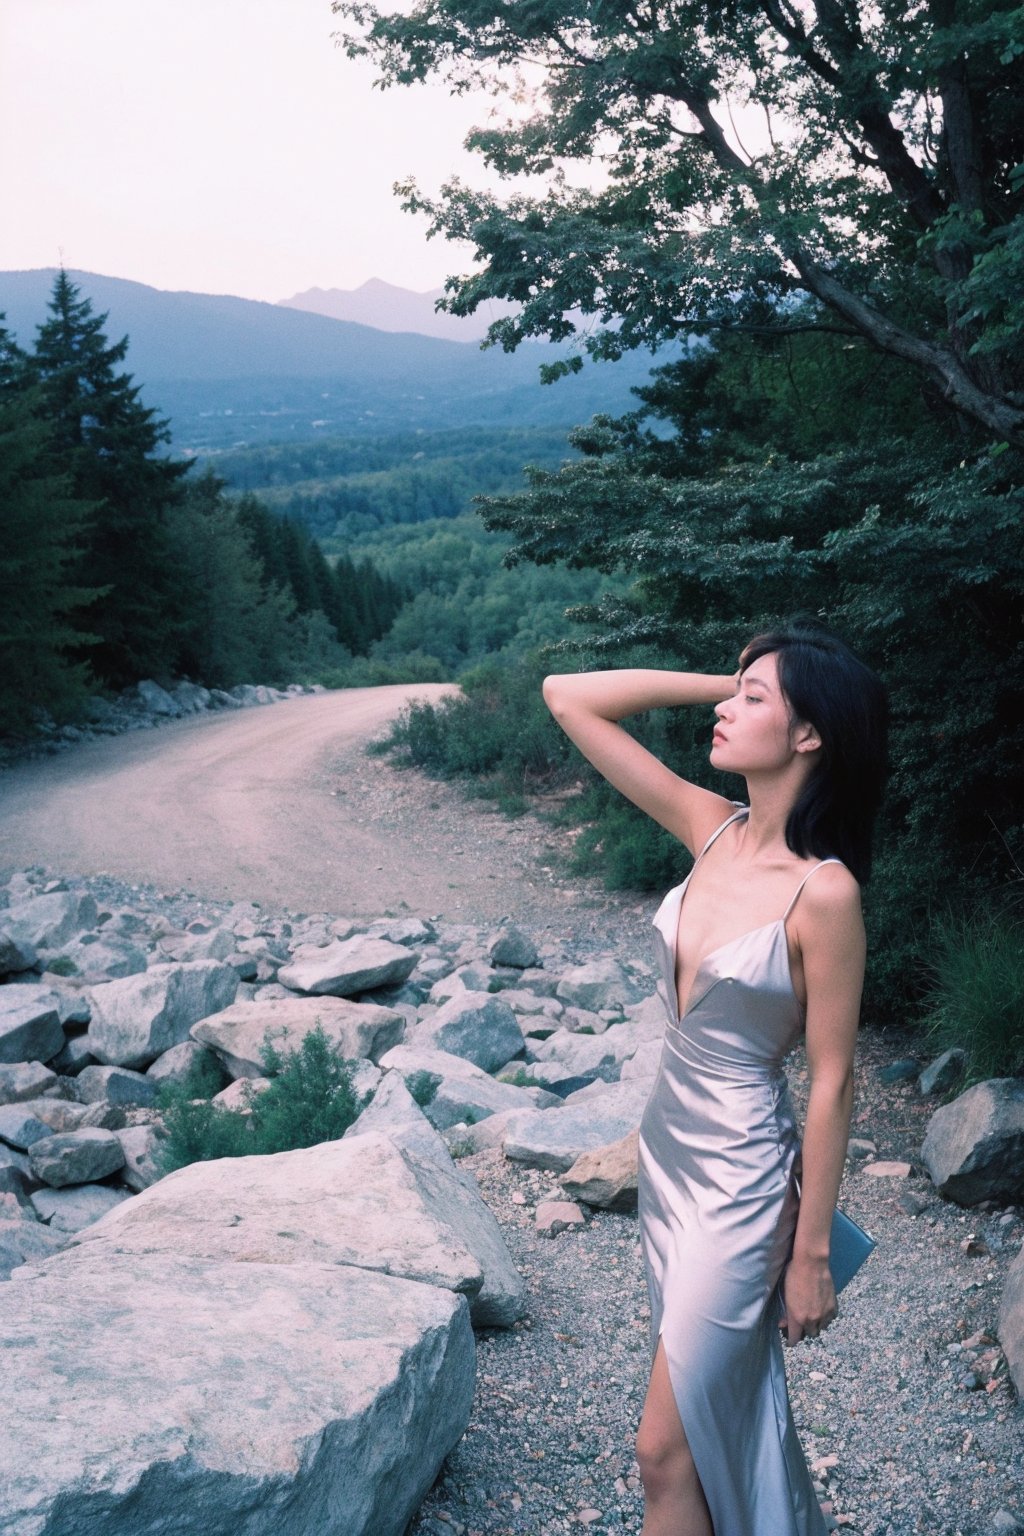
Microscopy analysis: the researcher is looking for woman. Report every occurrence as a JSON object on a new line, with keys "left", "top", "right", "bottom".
{"left": 542, "top": 624, "right": 888, "bottom": 1536}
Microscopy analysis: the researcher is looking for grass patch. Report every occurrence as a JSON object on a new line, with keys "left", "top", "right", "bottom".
{"left": 922, "top": 909, "right": 1024, "bottom": 1083}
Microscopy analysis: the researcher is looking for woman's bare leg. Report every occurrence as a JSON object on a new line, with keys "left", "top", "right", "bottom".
{"left": 636, "top": 1336, "right": 714, "bottom": 1536}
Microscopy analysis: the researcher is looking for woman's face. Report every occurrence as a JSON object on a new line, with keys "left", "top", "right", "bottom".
{"left": 710, "top": 651, "right": 816, "bottom": 775}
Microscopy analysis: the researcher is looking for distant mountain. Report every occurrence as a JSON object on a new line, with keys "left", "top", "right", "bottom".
{"left": 278, "top": 277, "right": 517, "bottom": 343}
{"left": 0, "top": 268, "right": 673, "bottom": 450}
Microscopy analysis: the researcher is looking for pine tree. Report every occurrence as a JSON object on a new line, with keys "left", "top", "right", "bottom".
{"left": 0, "top": 319, "right": 101, "bottom": 731}
{"left": 29, "top": 271, "right": 189, "bottom": 686}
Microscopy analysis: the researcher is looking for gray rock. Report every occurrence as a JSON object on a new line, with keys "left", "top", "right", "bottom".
{"left": 0, "top": 1061, "right": 59, "bottom": 1105}
{"left": 115, "top": 1124, "right": 163, "bottom": 1191}
{"left": 351, "top": 1121, "right": 527, "bottom": 1326}
{"left": 48, "top": 1033, "right": 97, "bottom": 1075}
{"left": 191, "top": 995, "right": 404, "bottom": 1078}
{"left": 0, "top": 889, "right": 98, "bottom": 951}
{"left": 0, "top": 1218, "right": 66, "bottom": 1280}
{"left": 0, "top": 1142, "right": 36, "bottom": 1198}
{"left": 488, "top": 926, "right": 539, "bottom": 969}
{"left": 76, "top": 1064, "right": 160, "bottom": 1107}
{"left": 18, "top": 1097, "right": 90, "bottom": 1133}
{"left": 30, "top": 1181, "right": 132, "bottom": 1232}
{"left": 411, "top": 990, "right": 525, "bottom": 1074}
{"left": 621, "top": 1038, "right": 663, "bottom": 1079}
{"left": 79, "top": 1101, "right": 128, "bottom": 1131}
{"left": 921, "top": 1079, "right": 1024, "bottom": 1206}
{"left": 0, "top": 928, "right": 37, "bottom": 975}
{"left": 88, "top": 961, "right": 239, "bottom": 1069}
{"left": 278, "top": 934, "right": 417, "bottom": 996}
{"left": 535, "top": 1199, "right": 586, "bottom": 1237}
{"left": 135, "top": 678, "right": 181, "bottom": 714}
{"left": 555, "top": 958, "right": 646, "bottom": 1012}
{"left": 345, "top": 1071, "right": 452, "bottom": 1169}
{"left": 918, "top": 1047, "right": 967, "bottom": 1096}
{"left": 53, "top": 934, "right": 148, "bottom": 980}
{"left": 146, "top": 1040, "right": 224, "bottom": 1086}
{"left": 997, "top": 1240, "right": 1024, "bottom": 1395}
{"left": 505, "top": 1079, "right": 655, "bottom": 1173}
{"left": 0, "top": 1104, "right": 55, "bottom": 1151}
{"left": 879, "top": 1057, "right": 921, "bottom": 1084}
{"left": 0, "top": 1249, "right": 473, "bottom": 1536}
{"left": 526, "top": 1026, "right": 623, "bottom": 1080}
{"left": 159, "top": 926, "right": 237, "bottom": 963}
{"left": 379, "top": 1044, "right": 560, "bottom": 1130}
{"left": 172, "top": 680, "right": 212, "bottom": 713}
{"left": 366, "top": 916, "right": 436, "bottom": 945}
{"left": 442, "top": 1108, "right": 535, "bottom": 1156}
{"left": 29, "top": 1127, "right": 126, "bottom": 1187}
{"left": 0, "top": 986, "right": 65, "bottom": 1066}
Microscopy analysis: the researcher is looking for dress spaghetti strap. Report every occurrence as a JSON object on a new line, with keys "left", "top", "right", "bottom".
{"left": 783, "top": 857, "right": 844, "bottom": 920}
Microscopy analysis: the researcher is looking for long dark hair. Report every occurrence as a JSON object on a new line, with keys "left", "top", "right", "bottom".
{"left": 739, "top": 622, "right": 889, "bottom": 884}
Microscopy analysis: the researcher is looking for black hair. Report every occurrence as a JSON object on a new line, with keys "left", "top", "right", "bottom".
{"left": 739, "top": 621, "right": 889, "bottom": 884}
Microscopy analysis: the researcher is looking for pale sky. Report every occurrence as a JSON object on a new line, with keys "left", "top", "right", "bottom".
{"left": 0, "top": 0, "right": 507, "bottom": 302}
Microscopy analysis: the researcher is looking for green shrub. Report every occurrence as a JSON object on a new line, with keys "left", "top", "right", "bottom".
{"left": 156, "top": 1025, "right": 365, "bottom": 1175}
{"left": 44, "top": 955, "right": 78, "bottom": 976}
{"left": 566, "top": 782, "right": 689, "bottom": 892}
{"left": 405, "top": 1069, "right": 440, "bottom": 1107}
{"left": 921, "top": 909, "right": 1024, "bottom": 1083}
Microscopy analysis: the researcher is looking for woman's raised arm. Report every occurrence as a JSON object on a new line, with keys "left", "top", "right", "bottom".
{"left": 542, "top": 668, "right": 738, "bottom": 857}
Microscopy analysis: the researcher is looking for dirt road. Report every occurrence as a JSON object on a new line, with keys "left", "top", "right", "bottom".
{"left": 0, "top": 686, "right": 656, "bottom": 940}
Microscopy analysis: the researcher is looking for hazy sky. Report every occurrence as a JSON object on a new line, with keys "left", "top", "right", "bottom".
{"left": 0, "top": 0, "right": 506, "bottom": 301}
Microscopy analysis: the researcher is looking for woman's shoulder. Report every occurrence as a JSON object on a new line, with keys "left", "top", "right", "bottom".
{"left": 795, "top": 857, "right": 862, "bottom": 924}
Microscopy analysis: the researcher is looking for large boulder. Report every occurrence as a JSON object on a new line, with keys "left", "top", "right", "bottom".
{"left": 0, "top": 890, "right": 98, "bottom": 952}
{"left": 29, "top": 1127, "right": 126, "bottom": 1188}
{"left": 555, "top": 958, "right": 646, "bottom": 1012}
{"left": 379, "top": 1043, "right": 560, "bottom": 1130}
{"left": 526, "top": 1026, "right": 623, "bottom": 1080}
{"left": 345, "top": 1074, "right": 527, "bottom": 1327}
{"left": 191, "top": 995, "right": 404, "bottom": 1079}
{"left": 411, "top": 990, "right": 525, "bottom": 1074}
{"left": 87, "top": 962, "right": 239, "bottom": 1069}
{"left": 0, "top": 1249, "right": 473, "bottom": 1536}
{"left": 998, "top": 1242, "right": 1024, "bottom": 1395}
{"left": 921, "top": 1079, "right": 1024, "bottom": 1206}
{"left": 0, "top": 1104, "right": 55, "bottom": 1151}
{"left": 74, "top": 1132, "right": 485, "bottom": 1311}
{"left": 53, "top": 934, "right": 148, "bottom": 981}
{"left": 76, "top": 1064, "right": 160, "bottom": 1107}
{"left": 277, "top": 935, "right": 417, "bottom": 996}
{"left": 115, "top": 1124, "right": 163, "bottom": 1191}
{"left": 0, "top": 986, "right": 65, "bottom": 1066}
{"left": 488, "top": 926, "right": 539, "bottom": 969}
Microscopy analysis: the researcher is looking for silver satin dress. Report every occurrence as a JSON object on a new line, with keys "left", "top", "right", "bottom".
{"left": 638, "top": 807, "right": 838, "bottom": 1536}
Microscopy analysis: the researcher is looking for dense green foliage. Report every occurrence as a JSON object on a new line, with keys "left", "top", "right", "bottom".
{"left": 156, "top": 1026, "right": 365, "bottom": 1174}
{"left": 0, "top": 274, "right": 407, "bottom": 732}
{"left": 342, "top": 0, "right": 1024, "bottom": 1025}
{"left": 923, "top": 913, "right": 1024, "bottom": 1083}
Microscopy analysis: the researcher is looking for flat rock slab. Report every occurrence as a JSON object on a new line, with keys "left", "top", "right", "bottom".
{"left": 192, "top": 996, "right": 405, "bottom": 1079}
{"left": 73, "top": 1131, "right": 482, "bottom": 1294}
{"left": 88, "top": 962, "right": 239, "bottom": 1070}
{"left": 277, "top": 935, "right": 417, "bottom": 997}
{"left": 0, "top": 1250, "right": 474, "bottom": 1536}
{"left": 379, "top": 1043, "right": 559, "bottom": 1130}
{"left": 0, "top": 987, "right": 65, "bottom": 1067}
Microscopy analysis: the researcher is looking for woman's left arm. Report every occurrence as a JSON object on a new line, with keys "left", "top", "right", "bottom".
{"left": 782, "top": 865, "right": 865, "bottom": 1346}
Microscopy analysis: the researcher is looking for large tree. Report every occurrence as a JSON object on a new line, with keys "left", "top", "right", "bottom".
{"left": 30, "top": 271, "right": 189, "bottom": 686}
{"left": 336, "top": 0, "right": 1023, "bottom": 444}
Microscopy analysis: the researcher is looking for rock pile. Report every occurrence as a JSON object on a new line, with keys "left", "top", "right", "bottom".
{"left": 3, "top": 867, "right": 1022, "bottom": 1531}
{"left": 7, "top": 675, "right": 324, "bottom": 761}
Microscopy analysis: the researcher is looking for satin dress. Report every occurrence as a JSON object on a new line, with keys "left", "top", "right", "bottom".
{"left": 638, "top": 807, "right": 839, "bottom": 1536}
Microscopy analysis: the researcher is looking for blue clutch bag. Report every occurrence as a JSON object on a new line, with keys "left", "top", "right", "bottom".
{"left": 828, "top": 1205, "right": 876, "bottom": 1293}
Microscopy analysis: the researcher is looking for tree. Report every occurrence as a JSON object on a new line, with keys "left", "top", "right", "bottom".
{"left": 337, "top": 0, "right": 1023, "bottom": 444}
{"left": 0, "top": 322, "right": 101, "bottom": 731}
{"left": 30, "top": 270, "right": 189, "bottom": 686}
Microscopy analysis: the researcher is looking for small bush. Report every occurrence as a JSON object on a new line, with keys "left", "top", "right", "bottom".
{"left": 44, "top": 955, "right": 78, "bottom": 976}
{"left": 405, "top": 1069, "right": 440, "bottom": 1107}
{"left": 921, "top": 909, "right": 1024, "bottom": 1082}
{"left": 156, "top": 1025, "right": 365, "bottom": 1174}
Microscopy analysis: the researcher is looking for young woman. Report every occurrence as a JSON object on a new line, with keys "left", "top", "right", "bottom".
{"left": 542, "top": 624, "right": 888, "bottom": 1536}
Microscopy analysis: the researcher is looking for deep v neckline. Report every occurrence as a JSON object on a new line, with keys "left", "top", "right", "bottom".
{"left": 671, "top": 878, "right": 788, "bottom": 1021}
